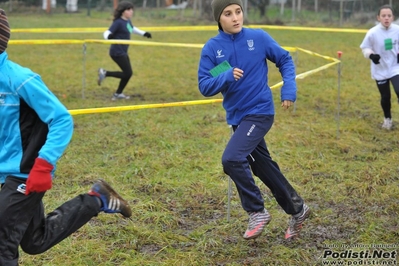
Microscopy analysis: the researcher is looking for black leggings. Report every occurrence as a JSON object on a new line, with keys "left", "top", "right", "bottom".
{"left": 375, "top": 75, "right": 399, "bottom": 118}
{"left": 0, "top": 176, "right": 100, "bottom": 265}
{"left": 106, "top": 55, "right": 133, "bottom": 94}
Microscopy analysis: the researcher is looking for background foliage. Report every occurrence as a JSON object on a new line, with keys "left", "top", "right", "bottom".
{"left": 1, "top": 0, "right": 399, "bottom": 26}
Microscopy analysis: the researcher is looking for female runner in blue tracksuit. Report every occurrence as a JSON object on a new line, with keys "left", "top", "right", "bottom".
{"left": 198, "top": 0, "right": 310, "bottom": 241}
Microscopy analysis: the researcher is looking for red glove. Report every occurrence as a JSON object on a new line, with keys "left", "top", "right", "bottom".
{"left": 25, "top": 158, "right": 53, "bottom": 195}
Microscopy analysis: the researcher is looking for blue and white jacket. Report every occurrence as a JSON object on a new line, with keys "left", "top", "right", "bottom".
{"left": 0, "top": 51, "right": 73, "bottom": 184}
{"left": 198, "top": 28, "right": 297, "bottom": 125}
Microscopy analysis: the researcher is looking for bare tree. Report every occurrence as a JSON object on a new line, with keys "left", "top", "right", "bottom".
{"left": 203, "top": 0, "right": 213, "bottom": 20}
{"left": 280, "top": 0, "right": 284, "bottom": 15}
{"left": 292, "top": 0, "right": 295, "bottom": 21}
{"left": 193, "top": 0, "right": 204, "bottom": 17}
{"left": 248, "top": 0, "right": 270, "bottom": 18}
{"left": 98, "top": 0, "right": 106, "bottom": 11}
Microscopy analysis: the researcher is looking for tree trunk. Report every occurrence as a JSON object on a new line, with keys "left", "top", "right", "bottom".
{"left": 243, "top": 0, "right": 248, "bottom": 18}
{"left": 249, "top": 0, "right": 269, "bottom": 18}
{"left": 98, "top": 0, "right": 106, "bottom": 11}
{"left": 259, "top": 5, "right": 266, "bottom": 17}
{"left": 339, "top": 0, "right": 343, "bottom": 26}
{"left": 292, "top": 0, "right": 296, "bottom": 21}
{"left": 204, "top": 0, "right": 213, "bottom": 20}
{"left": 193, "top": 0, "right": 197, "bottom": 16}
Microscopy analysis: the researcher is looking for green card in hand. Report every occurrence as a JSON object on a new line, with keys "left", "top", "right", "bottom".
{"left": 209, "top": 60, "right": 232, "bottom": 77}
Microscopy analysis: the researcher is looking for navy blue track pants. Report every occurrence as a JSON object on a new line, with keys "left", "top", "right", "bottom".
{"left": 222, "top": 115, "right": 303, "bottom": 214}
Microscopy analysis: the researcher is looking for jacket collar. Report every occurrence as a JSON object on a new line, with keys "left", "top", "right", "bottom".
{"left": 0, "top": 51, "right": 8, "bottom": 66}
{"left": 378, "top": 22, "right": 393, "bottom": 30}
{"left": 218, "top": 27, "right": 245, "bottom": 40}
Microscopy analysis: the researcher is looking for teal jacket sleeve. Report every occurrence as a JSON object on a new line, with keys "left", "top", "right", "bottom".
{"left": 17, "top": 74, "right": 73, "bottom": 166}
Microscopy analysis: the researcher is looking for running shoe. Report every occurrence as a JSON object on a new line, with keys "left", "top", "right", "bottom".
{"left": 382, "top": 118, "right": 392, "bottom": 130}
{"left": 243, "top": 208, "right": 271, "bottom": 240}
{"left": 112, "top": 93, "right": 130, "bottom": 100}
{"left": 88, "top": 179, "right": 132, "bottom": 218}
{"left": 285, "top": 204, "right": 310, "bottom": 240}
{"left": 97, "top": 68, "right": 106, "bottom": 86}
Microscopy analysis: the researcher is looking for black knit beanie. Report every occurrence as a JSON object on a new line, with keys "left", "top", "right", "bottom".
{"left": 211, "top": 0, "right": 243, "bottom": 22}
{"left": 0, "top": 9, "right": 10, "bottom": 54}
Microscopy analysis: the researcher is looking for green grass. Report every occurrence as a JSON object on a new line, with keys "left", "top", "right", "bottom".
{"left": 4, "top": 10, "right": 398, "bottom": 266}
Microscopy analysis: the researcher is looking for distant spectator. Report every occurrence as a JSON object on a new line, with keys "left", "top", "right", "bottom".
{"left": 197, "top": 0, "right": 310, "bottom": 240}
{"left": 360, "top": 4, "right": 399, "bottom": 130}
{"left": 98, "top": 1, "right": 152, "bottom": 100}
{"left": 0, "top": 9, "right": 132, "bottom": 265}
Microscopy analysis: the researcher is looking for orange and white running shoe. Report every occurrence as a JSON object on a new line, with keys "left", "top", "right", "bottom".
{"left": 285, "top": 204, "right": 310, "bottom": 240}
{"left": 243, "top": 208, "right": 271, "bottom": 240}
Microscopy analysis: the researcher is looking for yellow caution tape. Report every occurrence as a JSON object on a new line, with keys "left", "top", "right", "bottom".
{"left": 297, "top": 47, "right": 340, "bottom": 62}
{"left": 10, "top": 25, "right": 367, "bottom": 34}
{"left": 84, "top": 39, "right": 205, "bottom": 48}
{"left": 69, "top": 99, "right": 223, "bottom": 115}
{"left": 9, "top": 39, "right": 85, "bottom": 45}
{"left": 6, "top": 40, "right": 320, "bottom": 54}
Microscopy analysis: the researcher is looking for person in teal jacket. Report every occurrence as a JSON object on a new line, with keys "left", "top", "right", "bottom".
{"left": 198, "top": 0, "right": 310, "bottom": 240}
{"left": 0, "top": 9, "right": 131, "bottom": 265}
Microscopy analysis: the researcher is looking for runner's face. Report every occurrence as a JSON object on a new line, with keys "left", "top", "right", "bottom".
{"left": 122, "top": 8, "right": 133, "bottom": 20}
{"left": 219, "top": 4, "right": 243, "bottom": 35}
{"left": 377, "top": 8, "right": 394, "bottom": 28}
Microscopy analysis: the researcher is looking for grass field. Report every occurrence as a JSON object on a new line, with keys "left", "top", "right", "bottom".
{"left": 4, "top": 10, "right": 398, "bottom": 266}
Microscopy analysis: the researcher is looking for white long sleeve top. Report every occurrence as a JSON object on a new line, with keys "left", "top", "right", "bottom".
{"left": 360, "top": 23, "right": 399, "bottom": 80}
